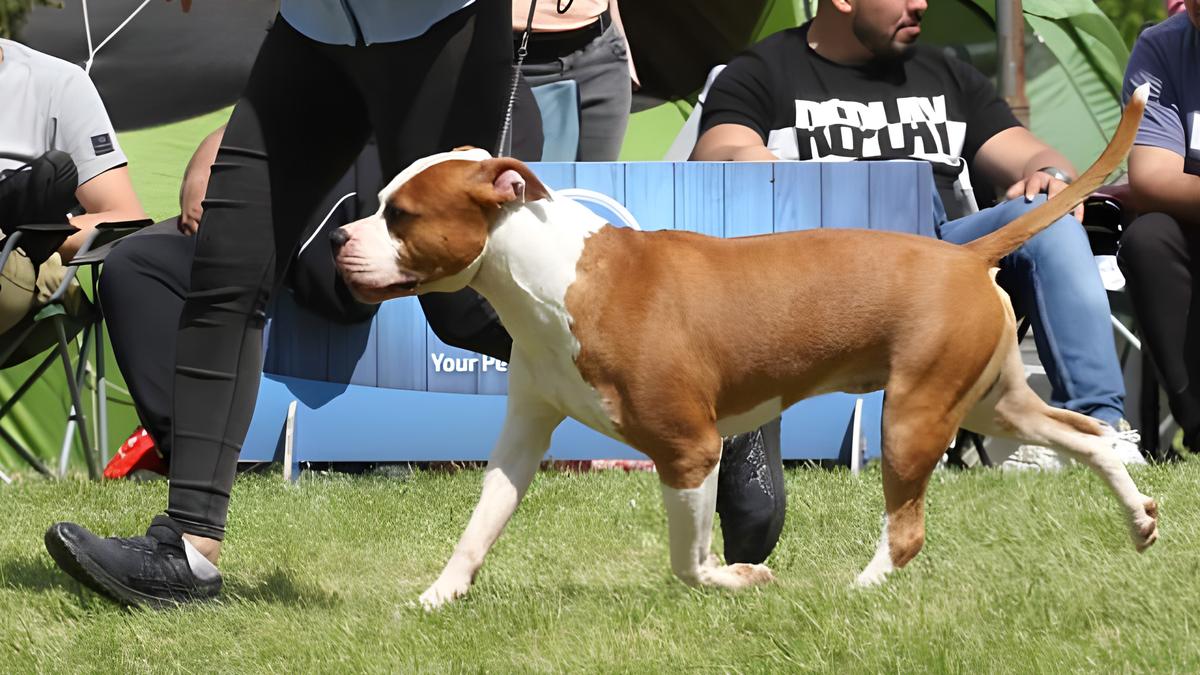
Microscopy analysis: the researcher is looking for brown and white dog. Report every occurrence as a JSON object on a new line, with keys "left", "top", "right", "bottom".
{"left": 333, "top": 86, "right": 1156, "bottom": 610}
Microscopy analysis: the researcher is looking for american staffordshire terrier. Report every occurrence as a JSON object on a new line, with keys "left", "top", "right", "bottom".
{"left": 332, "top": 85, "right": 1155, "bottom": 610}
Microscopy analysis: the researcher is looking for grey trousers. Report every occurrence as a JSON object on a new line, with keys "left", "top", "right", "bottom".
{"left": 521, "top": 24, "right": 632, "bottom": 161}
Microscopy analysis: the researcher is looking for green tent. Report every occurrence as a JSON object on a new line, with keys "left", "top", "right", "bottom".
{"left": 0, "top": 1, "right": 1132, "bottom": 475}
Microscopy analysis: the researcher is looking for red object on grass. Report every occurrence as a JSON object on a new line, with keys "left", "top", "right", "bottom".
{"left": 103, "top": 426, "right": 167, "bottom": 479}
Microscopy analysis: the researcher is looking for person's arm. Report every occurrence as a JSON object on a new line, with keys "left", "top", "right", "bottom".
{"left": 689, "top": 50, "right": 780, "bottom": 161}
{"left": 943, "top": 51, "right": 1083, "bottom": 220}
{"left": 607, "top": 0, "right": 639, "bottom": 89}
{"left": 179, "top": 124, "right": 225, "bottom": 234}
{"left": 1128, "top": 146, "right": 1200, "bottom": 227}
{"left": 973, "top": 126, "right": 1084, "bottom": 221}
{"left": 58, "top": 166, "right": 146, "bottom": 261}
{"left": 691, "top": 124, "right": 778, "bottom": 161}
{"left": 1122, "top": 25, "right": 1197, "bottom": 225}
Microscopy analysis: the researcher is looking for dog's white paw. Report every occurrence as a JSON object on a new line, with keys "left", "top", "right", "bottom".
{"left": 1131, "top": 497, "right": 1159, "bottom": 553}
{"left": 854, "top": 562, "right": 894, "bottom": 588}
{"left": 695, "top": 562, "right": 775, "bottom": 589}
{"left": 726, "top": 562, "right": 775, "bottom": 587}
{"left": 419, "top": 576, "right": 471, "bottom": 611}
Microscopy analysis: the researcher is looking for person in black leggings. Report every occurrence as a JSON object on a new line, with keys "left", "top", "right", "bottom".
{"left": 44, "top": 2, "right": 521, "bottom": 607}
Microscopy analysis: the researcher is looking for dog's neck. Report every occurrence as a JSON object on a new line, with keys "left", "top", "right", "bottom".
{"left": 471, "top": 194, "right": 608, "bottom": 352}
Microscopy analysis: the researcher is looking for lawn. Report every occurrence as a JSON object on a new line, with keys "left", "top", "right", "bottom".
{"left": 2, "top": 461, "right": 1198, "bottom": 672}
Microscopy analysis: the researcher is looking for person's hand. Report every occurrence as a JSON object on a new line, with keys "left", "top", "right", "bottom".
{"left": 165, "top": 0, "right": 192, "bottom": 13}
{"left": 178, "top": 170, "right": 206, "bottom": 234}
{"left": 1005, "top": 170, "right": 1084, "bottom": 222}
{"left": 178, "top": 124, "right": 225, "bottom": 235}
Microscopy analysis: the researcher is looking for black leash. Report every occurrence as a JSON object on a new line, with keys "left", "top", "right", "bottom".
{"left": 494, "top": 0, "right": 577, "bottom": 156}
{"left": 495, "top": 0, "right": 539, "bottom": 156}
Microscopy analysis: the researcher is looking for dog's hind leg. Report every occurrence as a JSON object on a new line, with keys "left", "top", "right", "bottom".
{"left": 857, "top": 390, "right": 964, "bottom": 587}
{"left": 654, "top": 426, "right": 775, "bottom": 591}
{"left": 963, "top": 353, "right": 1159, "bottom": 553}
{"left": 420, "top": 354, "right": 565, "bottom": 610}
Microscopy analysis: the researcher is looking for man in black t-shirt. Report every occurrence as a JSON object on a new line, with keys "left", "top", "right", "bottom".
{"left": 696, "top": 0, "right": 1145, "bottom": 560}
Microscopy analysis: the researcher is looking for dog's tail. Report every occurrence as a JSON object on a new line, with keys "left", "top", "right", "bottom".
{"left": 964, "top": 83, "right": 1148, "bottom": 267}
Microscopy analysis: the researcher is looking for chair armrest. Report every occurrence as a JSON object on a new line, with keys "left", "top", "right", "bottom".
{"left": 41, "top": 218, "right": 149, "bottom": 305}
{"left": 68, "top": 218, "right": 155, "bottom": 266}
{"left": 12, "top": 222, "right": 81, "bottom": 267}
{"left": 15, "top": 222, "right": 79, "bottom": 236}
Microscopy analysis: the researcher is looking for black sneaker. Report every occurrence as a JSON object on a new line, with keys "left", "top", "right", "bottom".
{"left": 716, "top": 419, "right": 786, "bottom": 565}
{"left": 44, "top": 514, "right": 222, "bottom": 608}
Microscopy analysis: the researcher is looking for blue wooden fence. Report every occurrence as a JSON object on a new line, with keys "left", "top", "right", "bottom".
{"left": 241, "top": 161, "right": 936, "bottom": 469}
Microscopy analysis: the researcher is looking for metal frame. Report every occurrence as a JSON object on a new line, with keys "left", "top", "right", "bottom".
{"left": 0, "top": 154, "right": 151, "bottom": 478}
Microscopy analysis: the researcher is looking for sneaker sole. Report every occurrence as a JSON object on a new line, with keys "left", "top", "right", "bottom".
{"left": 44, "top": 526, "right": 209, "bottom": 610}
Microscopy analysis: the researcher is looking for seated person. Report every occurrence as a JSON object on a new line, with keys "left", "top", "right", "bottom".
{"left": 0, "top": 38, "right": 144, "bottom": 344}
{"left": 1116, "top": 2, "right": 1200, "bottom": 455}
{"left": 692, "top": 0, "right": 1147, "bottom": 559}
{"left": 101, "top": 128, "right": 381, "bottom": 474}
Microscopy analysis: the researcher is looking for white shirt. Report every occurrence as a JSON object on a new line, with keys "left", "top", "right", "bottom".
{"left": 0, "top": 38, "right": 126, "bottom": 185}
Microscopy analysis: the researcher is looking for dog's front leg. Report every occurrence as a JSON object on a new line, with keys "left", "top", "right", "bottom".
{"left": 660, "top": 458, "right": 775, "bottom": 590}
{"left": 420, "top": 368, "right": 563, "bottom": 610}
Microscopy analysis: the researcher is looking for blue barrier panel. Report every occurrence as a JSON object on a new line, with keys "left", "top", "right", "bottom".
{"left": 243, "top": 161, "right": 936, "bottom": 466}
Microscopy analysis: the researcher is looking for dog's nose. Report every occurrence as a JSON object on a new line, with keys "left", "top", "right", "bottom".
{"left": 329, "top": 227, "right": 350, "bottom": 249}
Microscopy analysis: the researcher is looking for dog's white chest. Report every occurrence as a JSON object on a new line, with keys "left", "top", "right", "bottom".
{"left": 473, "top": 197, "right": 625, "bottom": 442}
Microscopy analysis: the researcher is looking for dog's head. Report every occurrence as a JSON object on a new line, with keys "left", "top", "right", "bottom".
{"left": 331, "top": 149, "right": 549, "bottom": 304}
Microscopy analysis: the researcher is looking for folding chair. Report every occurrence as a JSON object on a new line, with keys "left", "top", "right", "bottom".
{"left": 0, "top": 151, "right": 150, "bottom": 479}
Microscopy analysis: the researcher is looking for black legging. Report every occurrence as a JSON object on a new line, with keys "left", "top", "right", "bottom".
{"left": 1117, "top": 211, "right": 1200, "bottom": 450}
{"left": 169, "top": 5, "right": 513, "bottom": 540}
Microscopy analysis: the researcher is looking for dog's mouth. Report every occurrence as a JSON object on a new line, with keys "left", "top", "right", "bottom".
{"left": 388, "top": 279, "right": 420, "bottom": 293}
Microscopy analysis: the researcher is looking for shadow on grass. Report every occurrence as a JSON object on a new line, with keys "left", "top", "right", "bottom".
{"left": 223, "top": 567, "right": 342, "bottom": 608}
{"left": 0, "top": 555, "right": 78, "bottom": 594}
{"left": 2, "top": 557, "right": 340, "bottom": 609}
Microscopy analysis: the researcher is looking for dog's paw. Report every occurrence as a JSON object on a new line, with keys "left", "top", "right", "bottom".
{"left": 1131, "top": 497, "right": 1159, "bottom": 553}
{"left": 854, "top": 568, "right": 889, "bottom": 588}
{"left": 729, "top": 562, "right": 775, "bottom": 587}
{"left": 418, "top": 576, "right": 471, "bottom": 611}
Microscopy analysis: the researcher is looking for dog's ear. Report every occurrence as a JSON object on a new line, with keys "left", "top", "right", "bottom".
{"left": 475, "top": 157, "right": 550, "bottom": 206}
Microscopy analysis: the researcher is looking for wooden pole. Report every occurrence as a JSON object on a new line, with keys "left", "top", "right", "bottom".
{"left": 996, "top": 0, "right": 1030, "bottom": 127}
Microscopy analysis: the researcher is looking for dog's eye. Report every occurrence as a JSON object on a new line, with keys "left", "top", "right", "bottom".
{"left": 383, "top": 204, "right": 410, "bottom": 223}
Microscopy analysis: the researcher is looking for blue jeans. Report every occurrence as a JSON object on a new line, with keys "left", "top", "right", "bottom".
{"left": 935, "top": 195, "right": 1125, "bottom": 426}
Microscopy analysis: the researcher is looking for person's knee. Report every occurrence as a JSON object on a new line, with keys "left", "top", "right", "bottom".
{"left": 97, "top": 239, "right": 143, "bottom": 310}
{"left": 426, "top": 315, "right": 512, "bottom": 361}
{"left": 0, "top": 252, "right": 37, "bottom": 335}
{"left": 1118, "top": 213, "right": 1179, "bottom": 277}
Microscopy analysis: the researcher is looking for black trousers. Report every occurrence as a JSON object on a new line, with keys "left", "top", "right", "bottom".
{"left": 1117, "top": 211, "right": 1200, "bottom": 449}
{"left": 167, "top": 4, "right": 514, "bottom": 539}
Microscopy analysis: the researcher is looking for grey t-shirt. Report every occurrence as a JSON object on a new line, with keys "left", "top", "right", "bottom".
{"left": 1122, "top": 13, "right": 1200, "bottom": 176}
{"left": 0, "top": 38, "right": 127, "bottom": 185}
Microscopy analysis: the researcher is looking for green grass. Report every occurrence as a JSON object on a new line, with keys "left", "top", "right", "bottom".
{"left": 3, "top": 462, "right": 1199, "bottom": 672}
{"left": 120, "top": 108, "right": 233, "bottom": 220}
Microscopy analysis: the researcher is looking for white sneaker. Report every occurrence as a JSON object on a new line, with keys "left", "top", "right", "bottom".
{"left": 1104, "top": 421, "right": 1148, "bottom": 466}
{"left": 1000, "top": 443, "right": 1074, "bottom": 471}
{"left": 999, "top": 419, "right": 1147, "bottom": 470}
